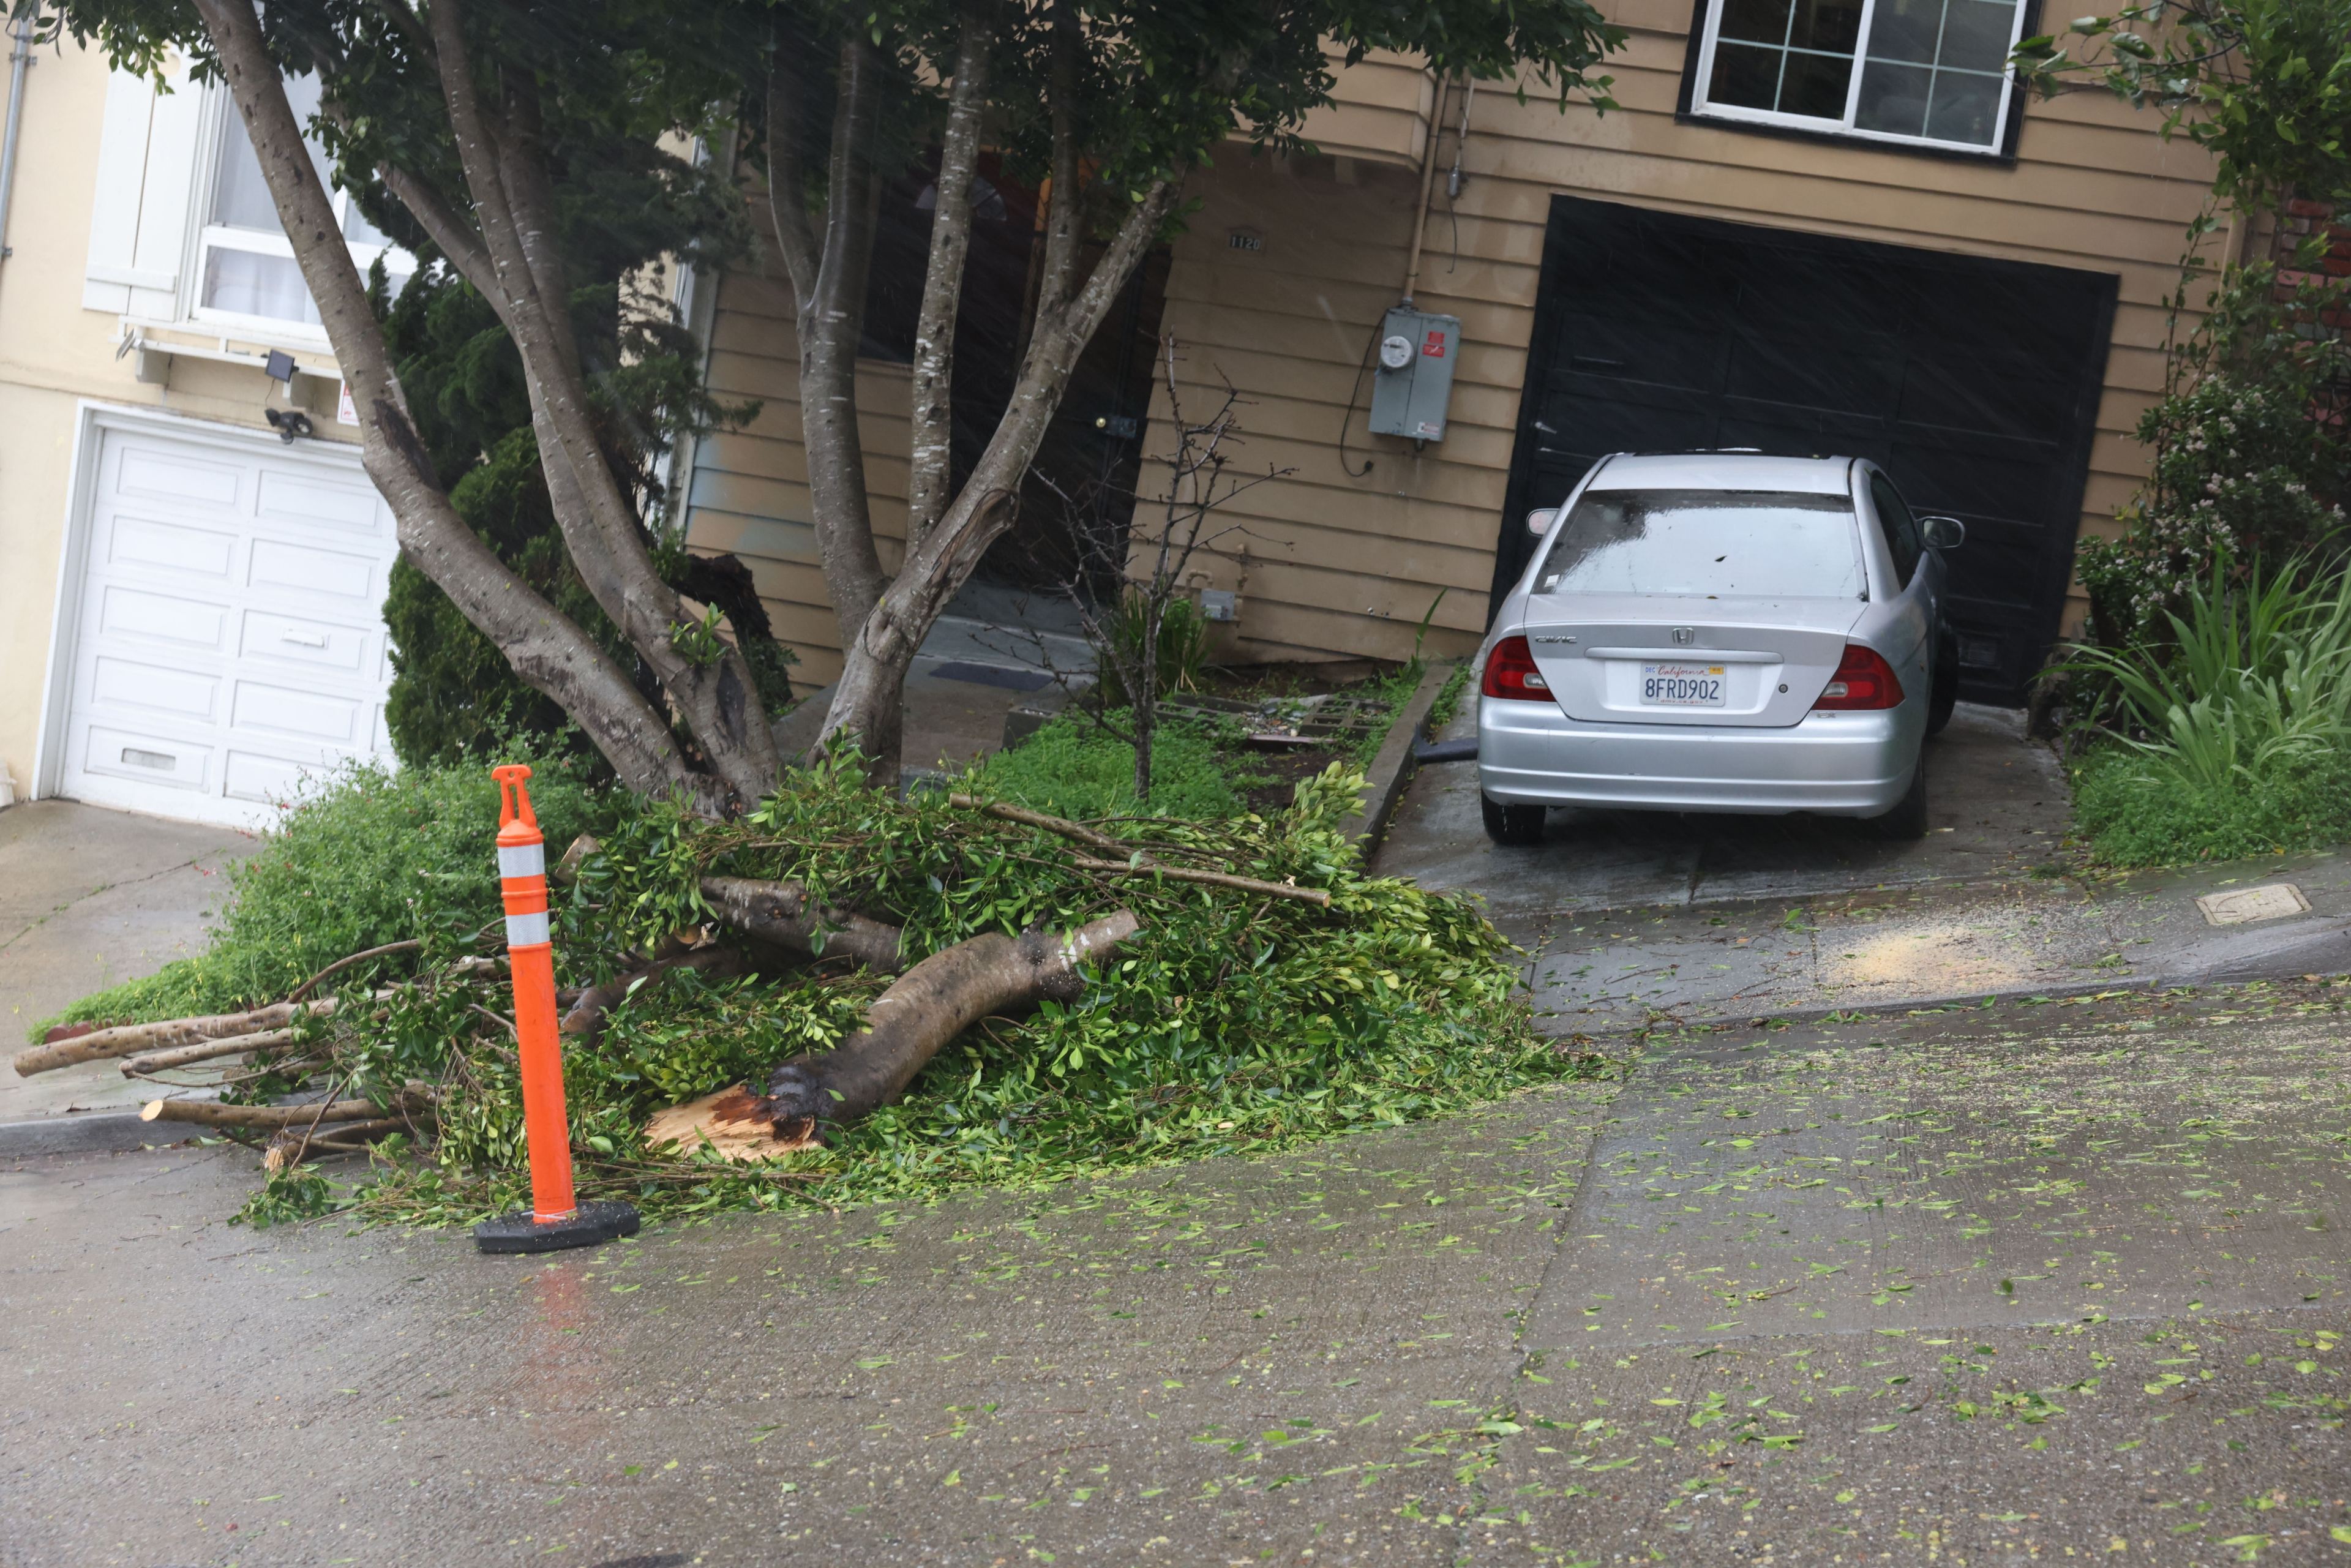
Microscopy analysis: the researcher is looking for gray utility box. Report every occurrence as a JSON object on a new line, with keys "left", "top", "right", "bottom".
{"left": 1367, "top": 306, "right": 1461, "bottom": 442}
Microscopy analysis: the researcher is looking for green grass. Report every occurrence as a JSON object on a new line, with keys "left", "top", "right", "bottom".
{"left": 2070, "top": 742, "right": 2351, "bottom": 866}
{"left": 968, "top": 711, "right": 1253, "bottom": 819}
{"left": 38, "top": 752, "right": 614, "bottom": 1038}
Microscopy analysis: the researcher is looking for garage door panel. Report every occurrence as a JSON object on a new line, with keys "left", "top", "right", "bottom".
{"left": 88, "top": 655, "right": 223, "bottom": 722}
{"left": 115, "top": 444, "right": 242, "bottom": 510}
{"left": 1498, "top": 196, "right": 2118, "bottom": 705}
{"left": 238, "top": 608, "right": 370, "bottom": 673}
{"left": 257, "top": 468, "right": 384, "bottom": 536}
{"left": 248, "top": 536, "right": 377, "bottom": 601}
{"left": 230, "top": 678, "right": 364, "bottom": 744}
{"left": 60, "top": 424, "right": 398, "bottom": 827}
{"left": 105, "top": 513, "right": 238, "bottom": 579}
{"left": 97, "top": 583, "right": 231, "bottom": 650}
{"left": 79, "top": 723, "right": 213, "bottom": 793}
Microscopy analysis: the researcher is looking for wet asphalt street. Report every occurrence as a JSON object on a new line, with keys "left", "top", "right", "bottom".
{"left": 6, "top": 983, "right": 2349, "bottom": 1566}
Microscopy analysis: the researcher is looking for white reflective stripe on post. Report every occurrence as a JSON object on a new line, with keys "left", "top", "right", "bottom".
{"left": 498, "top": 843, "right": 547, "bottom": 879}
{"left": 504, "top": 910, "right": 551, "bottom": 948}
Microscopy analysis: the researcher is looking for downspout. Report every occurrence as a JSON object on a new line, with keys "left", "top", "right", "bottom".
{"left": 1398, "top": 70, "right": 1453, "bottom": 307}
{"left": 0, "top": 15, "right": 33, "bottom": 280}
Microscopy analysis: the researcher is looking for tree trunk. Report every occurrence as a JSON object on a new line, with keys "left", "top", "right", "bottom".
{"left": 906, "top": 13, "right": 992, "bottom": 545}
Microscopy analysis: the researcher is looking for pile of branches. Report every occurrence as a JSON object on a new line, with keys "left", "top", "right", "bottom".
{"left": 17, "top": 755, "right": 1578, "bottom": 1221}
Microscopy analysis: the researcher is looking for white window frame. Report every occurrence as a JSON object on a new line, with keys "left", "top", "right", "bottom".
{"left": 181, "top": 78, "right": 407, "bottom": 347}
{"left": 1687, "top": 0, "right": 2030, "bottom": 157}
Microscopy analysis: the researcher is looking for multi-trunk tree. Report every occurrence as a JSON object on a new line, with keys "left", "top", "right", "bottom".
{"left": 37, "top": 0, "right": 1622, "bottom": 805}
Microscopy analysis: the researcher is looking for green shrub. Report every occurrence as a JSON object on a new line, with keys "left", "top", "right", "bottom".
{"left": 1094, "top": 592, "right": 1210, "bottom": 708}
{"left": 971, "top": 711, "right": 1250, "bottom": 819}
{"left": 38, "top": 754, "right": 616, "bottom": 1037}
{"left": 2061, "top": 560, "right": 2351, "bottom": 864}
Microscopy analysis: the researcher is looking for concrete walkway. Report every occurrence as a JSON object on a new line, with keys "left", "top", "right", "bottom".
{"left": 4, "top": 983, "right": 2345, "bottom": 1564}
{"left": 0, "top": 800, "right": 257, "bottom": 1119}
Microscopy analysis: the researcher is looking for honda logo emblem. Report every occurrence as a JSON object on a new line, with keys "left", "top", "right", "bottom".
{"left": 1671, "top": 627, "right": 1695, "bottom": 646}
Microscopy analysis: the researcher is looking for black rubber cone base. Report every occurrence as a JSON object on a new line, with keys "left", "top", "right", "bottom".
{"left": 474, "top": 1199, "right": 640, "bottom": 1254}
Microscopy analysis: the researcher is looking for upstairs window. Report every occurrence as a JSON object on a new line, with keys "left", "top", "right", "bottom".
{"left": 1687, "top": 0, "right": 2029, "bottom": 154}
{"left": 195, "top": 75, "right": 412, "bottom": 332}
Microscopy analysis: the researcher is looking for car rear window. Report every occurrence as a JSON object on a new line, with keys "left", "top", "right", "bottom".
{"left": 1532, "top": 489, "right": 1865, "bottom": 599}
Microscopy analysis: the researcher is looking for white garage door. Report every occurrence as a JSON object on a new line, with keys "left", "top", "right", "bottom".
{"left": 54, "top": 419, "right": 400, "bottom": 828}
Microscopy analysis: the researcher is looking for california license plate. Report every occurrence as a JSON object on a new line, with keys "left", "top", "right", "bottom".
{"left": 1641, "top": 662, "right": 1727, "bottom": 707}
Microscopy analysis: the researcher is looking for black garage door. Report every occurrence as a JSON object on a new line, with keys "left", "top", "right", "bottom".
{"left": 1493, "top": 196, "right": 2118, "bottom": 703}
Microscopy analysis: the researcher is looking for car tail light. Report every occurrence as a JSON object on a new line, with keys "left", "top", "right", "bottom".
{"left": 1814, "top": 644, "right": 1904, "bottom": 710}
{"left": 1482, "top": 636, "right": 1552, "bottom": 701}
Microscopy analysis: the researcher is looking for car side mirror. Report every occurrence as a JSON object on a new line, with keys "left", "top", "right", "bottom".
{"left": 1921, "top": 516, "right": 1966, "bottom": 549}
{"left": 1526, "top": 508, "right": 1559, "bottom": 538}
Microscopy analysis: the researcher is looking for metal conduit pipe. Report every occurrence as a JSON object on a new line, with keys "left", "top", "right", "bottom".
{"left": 0, "top": 15, "right": 33, "bottom": 277}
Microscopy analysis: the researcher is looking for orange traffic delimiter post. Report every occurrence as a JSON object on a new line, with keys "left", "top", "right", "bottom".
{"left": 474, "top": 764, "right": 638, "bottom": 1255}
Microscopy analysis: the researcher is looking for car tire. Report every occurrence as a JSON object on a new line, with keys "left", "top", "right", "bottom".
{"left": 1874, "top": 748, "right": 1930, "bottom": 840}
{"left": 1481, "top": 793, "right": 1547, "bottom": 846}
{"left": 1926, "top": 625, "right": 1959, "bottom": 737}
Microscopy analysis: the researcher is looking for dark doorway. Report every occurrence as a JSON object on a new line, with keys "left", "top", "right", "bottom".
{"left": 862, "top": 157, "right": 1168, "bottom": 601}
{"left": 1494, "top": 195, "right": 2117, "bottom": 703}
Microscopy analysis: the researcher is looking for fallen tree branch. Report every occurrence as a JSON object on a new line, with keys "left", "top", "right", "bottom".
{"left": 262, "top": 1116, "right": 416, "bottom": 1172}
{"left": 699, "top": 876, "right": 906, "bottom": 973}
{"left": 561, "top": 946, "right": 744, "bottom": 1042}
{"left": 120, "top": 1029, "right": 296, "bottom": 1078}
{"left": 16, "top": 1002, "right": 337, "bottom": 1076}
{"left": 769, "top": 909, "right": 1141, "bottom": 1127}
{"left": 139, "top": 1093, "right": 421, "bottom": 1131}
{"left": 948, "top": 792, "right": 1131, "bottom": 853}
{"left": 288, "top": 940, "right": 423, "bottom": 1002}
{"left": 1067, "top": 857, "right": 1331, "bottom": 907}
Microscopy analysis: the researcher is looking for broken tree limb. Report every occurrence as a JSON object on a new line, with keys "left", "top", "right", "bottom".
{"left": 642, "top": 1086, "right": 823, "bottom": 1162}
{"left": 561, "top": 946, "right": 744, "bottom": 1043}
{"left": 262, "top": 1116, "right": 416, "bottom": 1172}
{"left": 15, "top": 1002, "right": 339, "bottom": 1076}
{"left": 138, "top": 1094, "right": 416, "bottom": 1131}
{"left": 1066, "top": 857, "right": 1331, "bottom": 907}
{"left": 699, "top": 876, "right": 906, "bottom": 973}
{"left": 767, "top": 909, "right": 1142, "bottom": 1127}
{"left": 287, "top": 939, "right": 423, "bottom": 1001}
{"left": 120, "top": 1029, "right": 296, "bottom": 1078}
{"left": 948, "top": 792, "right": 1131, "bottom": 853}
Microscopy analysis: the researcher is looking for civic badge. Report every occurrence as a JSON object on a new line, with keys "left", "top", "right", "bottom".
{"left": 1672, "top": 627, "right": 1695, "bottom": 645}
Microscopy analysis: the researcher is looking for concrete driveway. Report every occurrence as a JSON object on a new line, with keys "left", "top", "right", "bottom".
{"left": 0, "top": 800, "right": 257, "bottom": 1119}
{"left": 1376, "top": 700, "right": 2072, "bottom": 916}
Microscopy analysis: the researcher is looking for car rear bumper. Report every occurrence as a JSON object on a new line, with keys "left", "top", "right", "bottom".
{"left": 1475, "top": 697, "right": 1917, "bottom": 816}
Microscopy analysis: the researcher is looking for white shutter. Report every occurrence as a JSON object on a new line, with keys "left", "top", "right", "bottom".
{"left": 81, "top": 69, "right": 155, "bottom": 312}
{"left": 81, "top": 62, "right": 208, "bottom": 319}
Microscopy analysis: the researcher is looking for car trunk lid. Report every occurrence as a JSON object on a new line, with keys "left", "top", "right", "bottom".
{"left": 1522, "top": 595, "right": 1868, "bottom": 727}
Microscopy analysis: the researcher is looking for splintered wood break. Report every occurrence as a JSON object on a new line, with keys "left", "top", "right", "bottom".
{"left": 642, "top": 1084, "right": 820, "bottom": 1162}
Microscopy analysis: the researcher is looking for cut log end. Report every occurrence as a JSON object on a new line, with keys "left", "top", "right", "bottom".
{"left": 642, "top": 1084, "right": 821, "bottom": 1163}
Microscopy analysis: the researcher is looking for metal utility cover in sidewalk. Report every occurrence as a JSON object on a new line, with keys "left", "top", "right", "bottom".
{"left": 2195, "top": 882, "right": 2311, "bottom": 926}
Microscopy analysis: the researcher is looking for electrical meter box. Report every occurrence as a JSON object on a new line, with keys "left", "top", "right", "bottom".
{"left": 1367, "top": 306, "right": 1461, "bottom": 441}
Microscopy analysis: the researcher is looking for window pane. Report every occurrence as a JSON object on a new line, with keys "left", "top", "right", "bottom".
{"left": 1863, "top": 0, "right": 1943, "bottom": 62}
{"left": 343, "top": 199, "right": 391, "bottom": 247}
{"left": 201, "top": 247, "right": 318, "bottom": 324}
{"left": 1779, "top": 49, "right": 1857, "bottom": 118}
{"left": 1938, "top": 0, "right": 2018, "bottom": 72}
{"left": 1787, "top": 0, "right": 1864, "bottom": 55}
{"left": 1854, "top": 59, "right": 1932, "bottom": 135}
{"left": 1533, "top": 490, "right": 1864, "bottom": 599}
{"left": 1925, "top": 70, "right": 2003, "bottom": 144}
{"left": 1709, "top": 41, "right": 1786, "bottom": 110}
{"left": 1718, "top": 0, "right": 1795, "bottom": 45}
{"left": 212, "top": 75, "right": 332, "bottom": 231}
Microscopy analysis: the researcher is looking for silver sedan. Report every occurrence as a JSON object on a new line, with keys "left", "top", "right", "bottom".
{"left": 1475, "top": 452, "right": 1963, "bottom": 844}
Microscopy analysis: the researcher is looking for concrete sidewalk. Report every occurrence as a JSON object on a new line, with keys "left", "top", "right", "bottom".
{"left": 4, "top": 983, "right": 2345, "bottom": 1564}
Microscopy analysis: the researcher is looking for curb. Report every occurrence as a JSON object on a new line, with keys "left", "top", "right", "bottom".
{"left": 0, "top": 1110, "right": 198, "bottom": 1159}
{"left": 1338, "top": 660, "right": 1458, "bottom": 853}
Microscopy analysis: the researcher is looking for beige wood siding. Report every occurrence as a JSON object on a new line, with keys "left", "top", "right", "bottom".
{"left": 687, "top": 4, "right": 2219, "bottom": 678}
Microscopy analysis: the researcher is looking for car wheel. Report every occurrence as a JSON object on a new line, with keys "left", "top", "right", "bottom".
{"left": 1926, "top": 625, "right": 1959, "bottom": 737}
{"left": 1874, "top": 748, "right": 1929, "bottom": 840}
{"left": 1481, "top": 793, "right": 1547, "bottom": 846}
